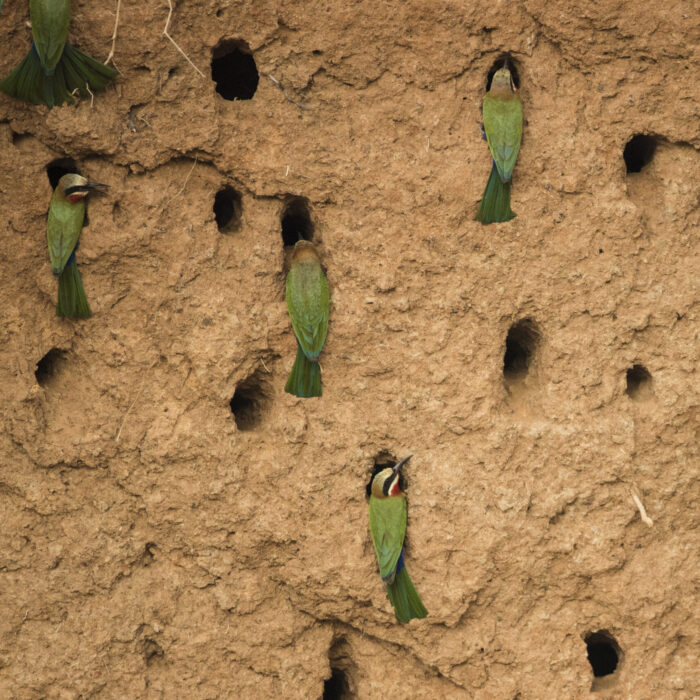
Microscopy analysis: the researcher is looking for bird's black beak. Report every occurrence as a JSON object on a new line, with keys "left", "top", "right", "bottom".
{"left": 85, "top": 182, "right": 109, "bottom": 192}
{"left": 392, "top": 455, "right": 412, "bottom": 475}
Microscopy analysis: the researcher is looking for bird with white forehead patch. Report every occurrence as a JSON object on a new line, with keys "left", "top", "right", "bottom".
{"left": 47, "top": 173, "right": 106, "bottom": 318}
{"left": 368, "top": 455, "right": 428, "bottom": 623}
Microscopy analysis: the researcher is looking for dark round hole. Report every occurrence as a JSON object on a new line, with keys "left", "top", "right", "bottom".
{"left": 35, "top": 348, "right": 66, "bottom": 386}
{"left": 281, "top": 197, "right": 313, "bottom": 247}
{"left": 623, "top": 135, "right": 656, "bottom": 173}
{"left": 229, "top": 370, "right": 268, "bottom": 431}
{"left": 46, "top": 158, "right": 80, "bottom": 190}
{"left": 323, "top": 668, "right": 349, "bottom": 700}
{"left": 626, "top": 364, "right": 652, "bottom": 400}
{"left": 503, "top": 319, "right": 539, "bottom": 382}
{"left": 486, "top": 53, "right": 520, "bottom": 90}
{"left": 214, "top": 186, "right": 242, "bottom": 232}
{"left": 585, "top": 631, "right": 621, "bottom": 678}
{"left": 211, "top": 40, "right": 259, "bottom": 100}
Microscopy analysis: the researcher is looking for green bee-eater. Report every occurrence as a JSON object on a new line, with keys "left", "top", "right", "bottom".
{"left": 475, "top": 65, "right": 523, "bottom": 224}
{"left": 48, "top": 173, "right": 105, "bottom": 318}
{"left": 369, "top": 456, "right": 428, "bottom": 623}
{"left": 285, "top": 240, "right": 329, "bottom": 398}
{"left": 0, "top": 0, "right": 117, "bottom": 108}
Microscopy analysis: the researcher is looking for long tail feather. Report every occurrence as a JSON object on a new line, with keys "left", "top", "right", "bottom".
{"left": 386, "top": 556, "right": 427, "bottom": 623}
{"left": 0, "top": 43, "right": 116, "bottom": 108}
{"left": 475, "top": 161, "right": 516, "bottom": 224}
{"left": 285, "top": 344, "right": 322, "bottom": 398}
{"left": 56, "top": 256, "right": 91, "bottom": 319}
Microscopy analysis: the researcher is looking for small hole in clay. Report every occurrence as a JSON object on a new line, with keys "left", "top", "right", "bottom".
{"left": 626, "top": 364, "right": 652, "bottom": 401}
{"left": 141, "top": 638, "right": 164, "bottom": 665}
{"left": 486, "top": 53, "right": 520, "bottom": 90}
{"left": 229, "top": 370, "right": 268, "bottom": 431}
{"left": 323, "top": 668, "right": 349, "bottom": 700}
{"left": 623, "top": 135, "right": 656, "bottom": 173}
{"left": 281, "top": 197, "right": 313, "bottom": 247}
{"left": 503, "top": 319, "right": 539, "bottom": 382}
{"left": 35, "top": 348, "right": 67, "bottom": 386}
{"left": 211, "top": 40, "right": 259, "bottom": 100}
{"left": 214, "top": 186, "right": 242, "bottom": 232}
{"left": 585, "top": 630, "right": 621, "bottom": 685}
{"left": 46, "top": 158, "right": 80, "bottom": 190}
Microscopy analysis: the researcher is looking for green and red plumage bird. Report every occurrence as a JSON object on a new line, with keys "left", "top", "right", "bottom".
{"left": 285, "top": 240, "right": 329, "bottom": 398}
{"left": 475, "top": 65, "right": 523, "bottom": 224}
{"left": 48, "top": 173, "right": 105, "bottom": 318}
{"left": 369, "top": 456, "right": 428, "bottom": 623}
{"left": 0, "top": 0, "right": 117, "bottom": 108}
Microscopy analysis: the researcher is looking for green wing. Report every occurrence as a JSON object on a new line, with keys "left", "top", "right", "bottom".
{"left": 483, "top": 93, "right": 523, "bottom": 182}
{"left": 286, "top": 262, "right": 329, "bottom": 359}
{"left": 369, "top": 495, "right": 406, "bottom": 583}
{"left": 30, "top": 0, "right": 71, "bottom": 71}
{"left": 47, "top": 195, "right": 85, "bottom": 275}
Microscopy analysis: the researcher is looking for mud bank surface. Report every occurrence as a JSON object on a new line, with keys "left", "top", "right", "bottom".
{"left": 0, "top": 0, "right": 698, "bottom": 697}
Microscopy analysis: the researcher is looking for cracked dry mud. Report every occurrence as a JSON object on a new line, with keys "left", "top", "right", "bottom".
{"left": 0, "top": 0, "right": 698, "bottom": 698}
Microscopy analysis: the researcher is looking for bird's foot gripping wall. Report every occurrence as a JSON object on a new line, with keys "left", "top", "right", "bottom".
{"left": 0, "top": 0, "right": 698, "bottom": 697}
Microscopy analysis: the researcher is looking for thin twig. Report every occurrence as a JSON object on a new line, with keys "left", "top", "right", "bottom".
{"left": 162, "top": 156, "right": 198, "bottom": 209}
{"left": 631, "top": 488, "right": 654, "bottom": 527}
{"left": 266, "top": 74, "right": 310, "bottom": 110}
{"left": 105, "top": 0, "right": 121, "bottom": 66}
{"left": 163, "top": 0, "right": 205, "bottom": 78}
{"left": 116, "top": 361, "right": 156, "bottom": 441}
{"left": 85, "top": 82, "right": 94, "bottom": 108}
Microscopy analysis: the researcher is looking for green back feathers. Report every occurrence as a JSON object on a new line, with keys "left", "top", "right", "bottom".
{"left": 0, "top": 0, "right": 116, "bottom": 107}
{"left": 483, "top": 92, "right": 522, "bottom": 182}
{"left": 31, "top": 0, "right": 71, "bottom": 71}
{"left": 286, "top": 245, "right": 329, "bottom": 360}
{"left": 369, "top": 493, "right": 406, "bottom": 583}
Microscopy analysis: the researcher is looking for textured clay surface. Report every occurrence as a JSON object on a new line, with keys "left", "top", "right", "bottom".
{"left": 0, "top": 0, "right": 698, "bottom": 698}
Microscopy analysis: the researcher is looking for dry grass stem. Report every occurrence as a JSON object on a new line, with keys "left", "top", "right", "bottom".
{"left": 631, "top": 488, "right": 654, "bottom": 527}
{"left": 105, "top": 0, "right": 121, "bottom": 67}
{"left": 164, "top": 0, "right": 205, "bottom": 78}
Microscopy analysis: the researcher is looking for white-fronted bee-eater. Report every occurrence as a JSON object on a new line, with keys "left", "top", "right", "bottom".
{"left": 48, "top": 173, "right": 106, "bottom": 318}
{"left": 0, "top": 0, "right": 117, "bottom": 108}
{"left": 285, "top": 240, "right": 330, "bottom": 398}
{"left": 475, "top": 64, "right": 523, "bottom": 224}
{"left": 369, "top": 455, "right": 428, "bottom": 623}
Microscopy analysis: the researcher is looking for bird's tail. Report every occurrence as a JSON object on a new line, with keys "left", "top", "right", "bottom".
{"left": 0, "top": 43, "right": 116, "bottom": 108}
{"left": 285, "top": 344, "right": 322, "bottom": 398}
{"left": 386, "top": 553, "right": 428, "bottom": 623}
{"left": 475, "top": 161, "right": 516, "bottom": 224}
{"left": 56, "top": 255, "right": 91, "bottom": 319}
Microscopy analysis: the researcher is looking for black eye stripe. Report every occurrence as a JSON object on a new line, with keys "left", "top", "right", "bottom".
{"left": 64, "top": 185, "right": 87, "bottom": 195}
{"left": 382, "top": 475, "right": 393, "bottom": 497}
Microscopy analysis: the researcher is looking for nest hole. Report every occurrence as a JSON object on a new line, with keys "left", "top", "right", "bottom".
{"left": 211, "top": 40, "right": 259, "bottom": 100}
{"left": 626, "top": 364, "right": 652, "bottom": 401}
{"left": 281, "top": 197, "right": 314, "bottom": 247}
{"left": 503, "top": 319, "right": 539, "bottom": 383}
{"left": 214, "top": 186, "right": 242, "bottom": 232}
{"left": 486, "top": 53, "right": 520, "bottom": 90}
{"left": 323, "top": 668, "right": 349, "bottom": 700}
{"left": 624, "top": 135, "right": 656, "bottom": 173}
{"left": 229, "top": 370, "right": 268, "bottom": 431}
{"left": 46, "top": 158, "right": 80, "bottom": 190}
{"left": 324, "top": 637, "right": 354, "bottom": 699}
{"left": 35, "top": 348, "right": 67, "bottom": 387}
{"left": 585, "top": 630, "right": 622, "bottom": 690}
